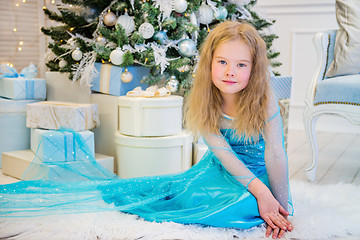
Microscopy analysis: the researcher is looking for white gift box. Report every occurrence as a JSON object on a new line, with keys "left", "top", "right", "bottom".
{"left": 115, "top": 131, "right": 193, "bottom": 178}
{"left": 26, "top": 101, "right": 100, "bottom": 131}
{"left": 2, "top": 150, "right": 114, "bottom": 180}
{"left": 118, "top": 95, "right": 183, "bottom": 137}
{"left": 0, "top": 77, "right": 46, "bottom": 100}
{"left": 0, "top": 97, "right": 39, "bottom": 168}
{"left": 193, "top": 143, "right": 208, "bottom": 165}
{"left": 30, "top": 129, "right": 95, "bottom": 162}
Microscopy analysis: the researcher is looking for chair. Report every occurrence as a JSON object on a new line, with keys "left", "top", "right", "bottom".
{"left": 303, "top": 30, "right": 360, "bottom": 181}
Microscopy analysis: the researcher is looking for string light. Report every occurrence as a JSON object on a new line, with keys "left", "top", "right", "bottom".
{"left": 13, "top": 28, "right": 17, "bottom": 32}
{"left": 23, "top": 0, "right": 26, "bottom": 2}
{"left": 18, "top": 47, "right": 22, "bottom": 51}
{"left": 51, "top": 0, "right": 55, "bottom": 3}
{"left": 16, "top": 3, "right": 19, "bottom": 7}
{"left": 43, "top": 6, "right": 46, "bottom": 9}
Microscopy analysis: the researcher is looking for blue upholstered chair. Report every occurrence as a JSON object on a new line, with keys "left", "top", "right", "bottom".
{"left": 303, "top": 30, "right": 360, "bottom": 181}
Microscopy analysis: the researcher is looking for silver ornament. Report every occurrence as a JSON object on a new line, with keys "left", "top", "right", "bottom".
{"left": 138, "top": 22, "right": 154, "bottom": 39}
{"left": 166, "top": 76, "right": 179, "bottom": 92}
{"left": 215, "top": 6, "right": 228, "bottom": 20}
{"left": 110, "top": 48, "right": 124, "bottom": 65}
{"left": 121, "top": 70, "right": 133, "bottom": 83}
{"left": 96, "top": 35, "right": 106, "bottom": 45}
{"left": 103, "top": 11, "right": 117, "bottom": 27}
{"left": 198, "top": 3, "right": 213, "bottom": 25}
{"left": 189, "top": 12, "right": 198, "bottom": 26}
{"left": 116, "top": 12, "right": 135, "bottom": 36}
{"left": 71, "top": 48, "right": 83, "bottom": 61}
{"left": 59, "top": 59, "right": 67, "bottom": 68}
{"left": 178, "top": 39, "right": 196, "bottom": 57}
{"left": 173, "top": 0, "right": 188, "bottom": 13}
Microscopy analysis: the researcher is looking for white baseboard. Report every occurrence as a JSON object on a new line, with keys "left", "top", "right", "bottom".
{"left": 289, "top": 104, "right": 360, "bottom": 133}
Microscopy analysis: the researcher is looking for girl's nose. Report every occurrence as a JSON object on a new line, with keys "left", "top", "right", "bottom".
{"left": 225, "top": 65, "right": 235, "bottom": 77}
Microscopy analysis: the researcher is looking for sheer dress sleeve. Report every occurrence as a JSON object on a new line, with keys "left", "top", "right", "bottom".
{"left": 202, "top": 124, "right": 257, "bottom": 190}
{"left": 263, "top": 91, "right": 290, "bottom": 211}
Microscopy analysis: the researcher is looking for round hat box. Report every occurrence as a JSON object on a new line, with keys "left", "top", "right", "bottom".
{"left": 118, "top": 95, "right": 183, "bottom": 137}
{"left": 115, "top": 130, "right": 192, "bottom": 178}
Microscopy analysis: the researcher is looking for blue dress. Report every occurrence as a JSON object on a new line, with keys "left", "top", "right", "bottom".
{"left": 0, "top": 108, "right": 293, "bottom": 229}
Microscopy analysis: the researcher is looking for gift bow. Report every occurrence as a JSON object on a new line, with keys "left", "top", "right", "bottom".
{"left": 0, "top": 63, "right": 38, "bottom": 79}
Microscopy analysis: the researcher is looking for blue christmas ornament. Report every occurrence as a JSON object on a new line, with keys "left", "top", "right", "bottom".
{"left": 153, "top": 31, "right": 168, "bottom": 44}
{"left": 215, "top": 6, "right": 228, "bottom": 20}
{"left": 177, "top": 39, "right": 196, "bottom": 57}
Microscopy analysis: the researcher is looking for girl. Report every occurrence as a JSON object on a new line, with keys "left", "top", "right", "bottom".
{"left": 0, "top": 21, "right": 293, "bottom": 239}
{"left": 184, "top": 20, "right": 293, "bottom": 238}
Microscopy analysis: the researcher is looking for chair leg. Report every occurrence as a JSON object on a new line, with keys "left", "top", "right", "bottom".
{"left": 303, "top": 111, "right": 319, "bottom": 182}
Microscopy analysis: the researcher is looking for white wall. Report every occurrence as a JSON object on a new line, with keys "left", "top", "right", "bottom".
{"left": 256, "top": 0, "right": 360, "bottom": 133}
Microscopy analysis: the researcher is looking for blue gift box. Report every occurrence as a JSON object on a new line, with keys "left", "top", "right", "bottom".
{"left": 30, "top": 129, "right": 95, "bottom": 163}
{"left": 91, "top": 63, "right": 149, "bottom": 96}
{"left": 0, "top": 77, "right": 46, "bottom": 100}
{"left": 270, "top": 76, "right": 292, "bottom": 100}
{"left": 0, "top": 97, "right": 39, "bottom": 168}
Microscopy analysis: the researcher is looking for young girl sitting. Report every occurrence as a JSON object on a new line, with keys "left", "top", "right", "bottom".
{"left": 0, "top": 20, "right": 293, "bottom": 239}
{"left": 184, "top": 20, "right": 293, "bottom": 239}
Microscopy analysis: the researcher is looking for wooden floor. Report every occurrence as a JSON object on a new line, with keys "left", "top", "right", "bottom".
{"left": 287, "top": 130, "right": 360, "bottom": 185}
{"left": 1, "top": 129, "right": 360, "bottom": 185}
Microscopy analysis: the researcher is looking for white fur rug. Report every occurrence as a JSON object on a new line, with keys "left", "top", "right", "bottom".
{"left": 1, "top": 181, "right": 359, "bottom": 240}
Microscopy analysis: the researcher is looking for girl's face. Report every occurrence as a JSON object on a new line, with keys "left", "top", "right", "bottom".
{"left": 211, "top": 39, "right": 253, "bottom": 99}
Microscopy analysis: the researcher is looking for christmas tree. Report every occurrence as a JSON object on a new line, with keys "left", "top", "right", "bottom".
{"left": 42, "top": 0, "right": 280, "bottom": 93}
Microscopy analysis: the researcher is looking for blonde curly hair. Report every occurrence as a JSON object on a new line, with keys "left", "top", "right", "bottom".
{"left": 184, "top": 21, "right": 271, "bottom": 141}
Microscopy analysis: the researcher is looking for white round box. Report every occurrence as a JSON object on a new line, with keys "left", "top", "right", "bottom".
{"left": 118, "top": 95, "right": 183, "bottom": 137}
{"left": 115, "top": 130, "right": 193, "bottom": 178}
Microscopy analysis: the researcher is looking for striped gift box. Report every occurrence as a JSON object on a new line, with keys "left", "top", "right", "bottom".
{"left": 270, "top": 76, "right": 292, "bottom": 100}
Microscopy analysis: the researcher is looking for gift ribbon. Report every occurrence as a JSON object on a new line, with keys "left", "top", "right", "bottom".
{"left": 99, "top": 64, "right": 112, "bottom": 93}
{"left": 25, "top": 79, "right": 35, "bottom": 99}
{"left": 0, "top": 63, "right": 38, "bottom": 79}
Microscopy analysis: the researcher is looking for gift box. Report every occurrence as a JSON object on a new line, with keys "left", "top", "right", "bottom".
{"left": 115, "top": 131, "right": 192, "bottom": 178}
{"left": 2, "top": 150, "right": 114, "bottom": 180}
{"left": 30, "top": 129, "right": 95, "bottom": 163}
{"left": 91, "top": 63, "right": 149, "bottom": 96}
{"left": 0, "top": 77, "right": 46, "bottom": 100}
{"left": 118, "top": 95, "right": 183, "bottom": 137}
{"left": 26, "top": 101, "right": 100, "bottom": 131}
{"left": 270, "top": 76, "right": 292, "bottom": 100}
{"left": 0, "top": 97, "right": 39, "bottom": 168}
{"left": 0, "top": 63, "right": 46, "bottom": 100}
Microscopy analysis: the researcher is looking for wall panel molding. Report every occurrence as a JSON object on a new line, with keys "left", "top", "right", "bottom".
{"left": 256, "top": 0, "right": 335, "bottom": 15}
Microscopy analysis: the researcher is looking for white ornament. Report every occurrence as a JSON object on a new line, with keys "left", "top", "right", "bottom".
{"left": 189, "top": 12, "right": 198, "bottom": 26}
{"left": 228, "top": 0, "right": 251, "bottom": 7}
{"left": 71, "top": 48, "right": 83, "bottom": 61}
{"left": 173, "top": 0, "right": 188, "bottom": 13}
{"left": 110, "top": 48, "right": 124, "bottom": 65}
{"left": 116, "top": 12, "right": 135, "bottom": 36}
{"left": 198, "top": 3, "right": 213, "bottom": 25}
{"left": 139, "top": 22, "right": 155, "bottom": 39}
{"left": 121, "top": 70, "right": 133, "bottom": 83}
{"left": 165, "top": 76, "right": 179, "bottom": 92}
{"left": 59, "top": 59, "right": 67, "bottom": 68}
{"left": 103, "top": 11, "right": 117, "bottom": 27}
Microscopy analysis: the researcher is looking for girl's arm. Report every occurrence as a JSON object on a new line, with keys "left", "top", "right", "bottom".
{"left": 263, "top": 91, "right": 291, "bottom": 212}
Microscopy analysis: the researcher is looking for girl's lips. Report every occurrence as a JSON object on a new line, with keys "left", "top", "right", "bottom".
{"left": 222, "top": 80, "right": 237, "bottom": 85}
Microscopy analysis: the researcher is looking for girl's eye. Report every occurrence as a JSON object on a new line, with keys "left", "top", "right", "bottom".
{"left": 238, "top": 63, "right": 246, "bottom": 67}
{"left": 219, "top": 60, "right": 226, "bottom": 65}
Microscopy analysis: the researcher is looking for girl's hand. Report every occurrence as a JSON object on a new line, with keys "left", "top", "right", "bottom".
{"left": 247, "top": 178, "right": 293, "bottom": 238}
{"left": 256, "top": 190, "right": 293, "bottom": 238}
